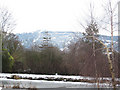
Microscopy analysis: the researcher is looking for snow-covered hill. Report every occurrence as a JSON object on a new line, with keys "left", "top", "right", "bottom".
{"left": 16, "top": 30, "right": 118, "bottom": 51}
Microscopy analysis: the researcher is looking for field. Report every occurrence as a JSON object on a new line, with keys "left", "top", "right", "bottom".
{"left": 0, "top": 73, "right": 120, "bottom": 89}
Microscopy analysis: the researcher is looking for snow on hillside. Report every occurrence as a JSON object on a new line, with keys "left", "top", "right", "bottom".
{"left": 17, "top": 30, "right": 118, "bottom": 51}
{"left": 17, "top": 30, "right": 78, "bottom": 49}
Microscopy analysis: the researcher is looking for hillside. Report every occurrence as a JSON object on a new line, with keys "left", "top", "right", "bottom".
{"left": 17, "top": 30, "right": 118, "bottom": 51}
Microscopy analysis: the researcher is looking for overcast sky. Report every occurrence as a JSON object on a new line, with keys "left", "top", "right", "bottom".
{"left": 0, "top": 0, "right": 119, "bottom": 36}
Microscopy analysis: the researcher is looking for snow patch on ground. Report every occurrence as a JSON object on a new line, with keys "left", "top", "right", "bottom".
{"left": 0, "top": 78, "right": 111, "bottom": 88}
{"left": 0, "top": 73, "right": 119, "bottom": 88}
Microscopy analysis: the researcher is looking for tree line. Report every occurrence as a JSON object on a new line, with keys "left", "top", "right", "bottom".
{"left": 1, "top": 1, "right": 120, "bottom": 79}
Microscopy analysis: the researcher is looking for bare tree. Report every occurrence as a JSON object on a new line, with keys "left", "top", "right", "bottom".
{"left": 0, "top": 8, "right": 16, "bottom": 33}
{"left": 108, "top": 1, "right": 116, "bottom": 89}
{"left": 0, "top": 8, "right": 16, "bottom": 47}
{"left": 79, "top": 1, "right": 118, "bottom": 89}
{"left": 0, "top": 8, "right": 24, "bottom": 73}
{"left": 100, "top": 1, "right": 119, "bottom": 89}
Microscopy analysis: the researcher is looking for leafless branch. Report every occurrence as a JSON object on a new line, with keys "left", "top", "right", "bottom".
{"left": 0, "top": 8, "right": 16, "bottom": 33}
